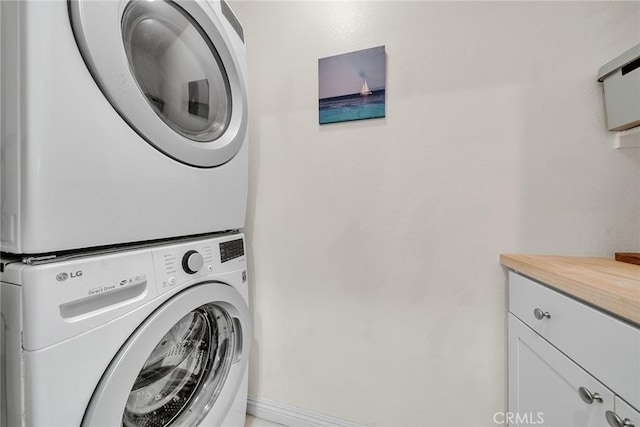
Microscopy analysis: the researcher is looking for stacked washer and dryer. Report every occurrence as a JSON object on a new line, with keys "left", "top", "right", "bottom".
{"left": 1, "top": 0, "right": 251, "bottom": 425}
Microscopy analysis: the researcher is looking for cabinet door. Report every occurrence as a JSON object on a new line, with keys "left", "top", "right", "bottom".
{"left": 606, "top": 397, "right": 640, "bottom": 427}
{"left": 509, "top": 314, "right": 614, "bottom": 426}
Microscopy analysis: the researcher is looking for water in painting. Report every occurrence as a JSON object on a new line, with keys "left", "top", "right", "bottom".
{"left": 319, "top": 90, "right": 385, "bottom": 124}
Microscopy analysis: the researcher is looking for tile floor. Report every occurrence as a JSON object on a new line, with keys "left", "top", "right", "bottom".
{"left": 245, "top": 414, "right": 284, "bottom": 426}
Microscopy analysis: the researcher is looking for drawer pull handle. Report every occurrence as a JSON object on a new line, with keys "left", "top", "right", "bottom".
{"left": 578, "top": 386, "right": 603, "bottom": 404}
{"left": 533, "top": 308, "right": 551, "bottom": 320}
{"left": 606, "top": 411, "right": 635, "bottom": 427}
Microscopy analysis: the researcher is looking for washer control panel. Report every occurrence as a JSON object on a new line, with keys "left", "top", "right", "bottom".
{"left": 12, "top": 234, "right": 246, "bottom": 351}
{"left": 152, "top": 235, "right": 245, "bottom": 295}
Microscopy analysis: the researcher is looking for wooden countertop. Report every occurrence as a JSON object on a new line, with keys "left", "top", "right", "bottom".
{"left": 500, "top": 254, "right": 640, "bottom": 326}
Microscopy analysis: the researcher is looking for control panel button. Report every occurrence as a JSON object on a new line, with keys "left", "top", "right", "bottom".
{"left": 182, "top": 250, "right": 204, "bottom": 274}
{"left": 168, "top": 276, "right": 177, "bottom": 286}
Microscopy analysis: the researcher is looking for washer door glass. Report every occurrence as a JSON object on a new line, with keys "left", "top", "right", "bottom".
{"left": 121, "top": 1, "right": 231, "bottom": 142}
{"left": 122, "top": 304, "right": 235, "bottom": 427}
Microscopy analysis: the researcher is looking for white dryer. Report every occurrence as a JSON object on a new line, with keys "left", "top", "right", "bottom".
{"left": 0, "top": 0, "right": 248, "bottom": 254}
{"left": 1, "top": 233, "right": 251, "bottom": 426}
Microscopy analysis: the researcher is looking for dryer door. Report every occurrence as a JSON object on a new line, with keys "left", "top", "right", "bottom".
{"left": 69, "top": 0, "right": 247, "bottom": 168}
{"left": 82, "top": 282, "right": 250, "bottom": 426}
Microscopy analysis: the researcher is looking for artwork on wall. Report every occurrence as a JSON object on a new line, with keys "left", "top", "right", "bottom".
{"left": 318, "top": 45, "right": 386, "bottom": 125}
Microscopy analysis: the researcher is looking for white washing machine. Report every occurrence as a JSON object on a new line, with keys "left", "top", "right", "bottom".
{"left": 0, "top": 233, "right": 251, "bottom": 426}
{"left": 0, "top": 0, "right": 248, "bottom": 255}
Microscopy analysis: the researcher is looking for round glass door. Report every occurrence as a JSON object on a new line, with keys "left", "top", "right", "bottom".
{"left": 68, "top": 0, "right": 248, "bottom": 167}
{"left": 121, "top": 1, "right": 231, "bottom": 143}
{"left": 122, "top": 303, "right": 235, "bottom": 427}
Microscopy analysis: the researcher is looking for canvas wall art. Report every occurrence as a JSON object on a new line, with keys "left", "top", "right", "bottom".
{"left": 318, "top": 46, "right": 386, "bottom": 125}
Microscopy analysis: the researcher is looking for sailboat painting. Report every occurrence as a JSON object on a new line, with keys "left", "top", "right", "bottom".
{"left": 318, "top": 46, "right": 386, "bottom": 125}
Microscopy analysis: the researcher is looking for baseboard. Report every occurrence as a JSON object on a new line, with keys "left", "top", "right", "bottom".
{"left": 246, "top": 395, "right": 362, "bottom": 427}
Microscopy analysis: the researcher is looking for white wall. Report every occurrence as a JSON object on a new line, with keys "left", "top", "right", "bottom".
{"left": 231, "top": 1, "right": 640, "bottom": 425}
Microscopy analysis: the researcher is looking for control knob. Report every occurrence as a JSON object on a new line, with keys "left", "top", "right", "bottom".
{"left": 182, "top": 250, "right": 204, "bottom": 274}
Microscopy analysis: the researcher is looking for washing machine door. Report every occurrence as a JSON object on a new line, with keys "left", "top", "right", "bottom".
{"left": 82, "top": 282, "right": 250, "bottom": 426}
{"left": 69, "top": 0, "right": 247, "bottom": 168}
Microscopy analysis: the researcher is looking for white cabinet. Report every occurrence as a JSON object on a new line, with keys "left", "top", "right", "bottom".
{"left": 508, "top": 272, "right": 640, "bottom": 427}
{"left": 509, "top": 314, "right": 614, "bottom": 425}
{"left": 609, "top": 397, "right": 640, "bottom": 427}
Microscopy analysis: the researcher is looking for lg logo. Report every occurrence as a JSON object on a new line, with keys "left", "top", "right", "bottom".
{"left": 56, "top": 271, "right": 83, "bottom": 282}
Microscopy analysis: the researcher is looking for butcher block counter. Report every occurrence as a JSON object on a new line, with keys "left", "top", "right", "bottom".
{"left": 500, "top": 254, "right": 640, "bottom": 326}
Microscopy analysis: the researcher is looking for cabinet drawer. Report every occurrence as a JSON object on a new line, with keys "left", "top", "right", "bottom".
{"left": 509, "top": 271, "right": 640, "bottom": 410}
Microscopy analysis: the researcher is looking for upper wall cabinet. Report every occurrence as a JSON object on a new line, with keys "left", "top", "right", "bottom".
{"left": 598, "top": 43, "right": 640, "bottom": 132}
{"left": 598, "top": 43, "right": 640, "bottom": 149}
